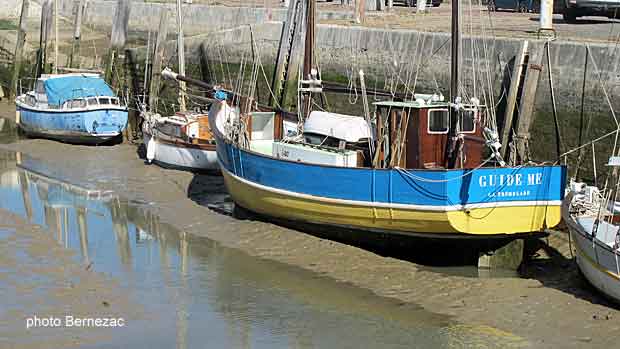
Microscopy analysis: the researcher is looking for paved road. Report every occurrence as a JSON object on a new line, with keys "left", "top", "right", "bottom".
{"left": 183, "top": 0, "right": 620, "bottom": 44}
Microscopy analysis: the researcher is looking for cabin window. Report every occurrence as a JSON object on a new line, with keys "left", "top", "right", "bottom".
{"left": 111, "top": 98, "right": 119, "bottom": 105}
{"left": 27, "top": 95, "right": 36, "bottom": 106}
{"left": 69, "top": 99, "right": 86, "bottom": 109}
{"left": 87, "top": 98, "right": 98, "bottom": 106}
{"left": 458, "top": 109, "right": 476, "bottom": 133}
{"left": 428, "top": 109, "right": 449, "bottom": 134}
{"left": 99, "top": 97, "right": 111, "bottom": 105}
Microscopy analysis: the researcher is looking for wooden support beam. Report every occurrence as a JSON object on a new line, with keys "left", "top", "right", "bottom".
{"left": 11, "top": 0, "right": 30, "bottom": 97}
{"left": 500, "top": 40, "right": 528, "bottom": 161}
{"left": 514, "top": 44, "right": 545, "bottom": 164}
{"left": 149, "top": 8, "right": 171, "bottom": 112}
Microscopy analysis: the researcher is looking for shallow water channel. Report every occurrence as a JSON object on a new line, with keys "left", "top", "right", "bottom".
{"left": 0, "top": 115, "right": 526, "bottom": 348}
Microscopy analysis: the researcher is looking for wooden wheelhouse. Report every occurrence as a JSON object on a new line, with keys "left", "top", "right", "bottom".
{"left": 373, "top": 98, "right": 486, "bottom": 170}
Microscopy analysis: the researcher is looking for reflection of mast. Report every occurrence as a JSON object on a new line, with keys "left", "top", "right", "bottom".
{"left": 63, "top": 207, "right": 68, "bottom": 248}
{"left": 54, "top": 207, "right": 62, "bottom": 243}
{"left": 76, "top": 206, "right": 89, "bottom": 263}
{"left": 111, "top": 199, "right": 132, "bottom": 267}
{"left": 154, "top": 213, "right": 169, "bottom": 269}
{"left": 18, "top": 170, "right": 33, "bottom": 221}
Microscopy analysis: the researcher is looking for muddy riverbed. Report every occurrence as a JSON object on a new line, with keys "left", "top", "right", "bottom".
{"left": 1, "top": 102, "right": 619, "bottom": 348}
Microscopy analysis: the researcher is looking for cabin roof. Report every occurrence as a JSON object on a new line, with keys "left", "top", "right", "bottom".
{"left": 40, "top": 74, "right": 115, "bottom": 106}
{"left": 304, "top": 111, "right": 373, "bottom": 142}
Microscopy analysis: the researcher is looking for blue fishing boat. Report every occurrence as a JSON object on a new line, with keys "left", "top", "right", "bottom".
{"left": 15, "top": 74, "right": 128, "bottom": 144}
{"left": 209, "top": 99, "right": 566, "bottom": 238}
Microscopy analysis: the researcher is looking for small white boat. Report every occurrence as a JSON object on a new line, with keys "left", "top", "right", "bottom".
{"left": 142, "top": 111, "right": 218, "bottom": 172}
{"left": 563, "top": 172, "right": 620, "bottom": 303}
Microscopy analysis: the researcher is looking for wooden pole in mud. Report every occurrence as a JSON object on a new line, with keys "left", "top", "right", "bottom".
{"left": 355, "top": 0, "right": 365, "bottom": 24}
{"left": 36, "top": 0, "right": 53, "bottom": 78}
{"left": 149, "top": 8, "right": 171, "bottom": 112}
{"left": 271, "top": 0, "right": 299, "bottom": 109}
{"left": 500, "top": 41, "right": 528, "bottom": 162}
{"left": 106, "top": 0, "right": 132, "bottom": 85}
{"left": 69, "top": 0, "right": 85, "bottom": 69}
{"left": 12, "top": 0, "right": 30, "bottom": 97}
{"left": 124, "top": 49, "right": 140, "bottom": 142}
{"left": 199, "top": 43, "right": 212, "bottom": 86}
{"left": 514, "top": 44, "right": 544, "bottom": 164}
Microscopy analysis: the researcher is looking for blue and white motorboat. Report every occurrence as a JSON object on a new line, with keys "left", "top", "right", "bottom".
{"left": 15, "top": 74, "right": 128, "bottom": 144}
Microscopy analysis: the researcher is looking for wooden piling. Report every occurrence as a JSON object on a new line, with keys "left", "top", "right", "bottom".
{"left": 124, "top": 49, "right": 140, "bottom": 142}
{"left": 106, "top": 0, "right": 132, "bottom": 85}
{"left": 545, "top": 42, "right": 562, "bottom": 162}
{"left": 149, "top": 8, "right": 171, "bottom": 113}
{"left": 36, "top": 0, "right": 53, "bottom": 78}
{"left": 500, "top": 40, "right": 528, "bottom": 162}
{"left": 514, "top": 44, "right": 545, "bottom": 164}
{"left": 69, "top": 0, "right": 85, "bottom": 69}
{"left": 271, "top": 0, "right": 300, "bottom": 108}
{"left": 199, "top": 43, "right": 212, "bottom": 86}
{"left": 11, "top": 0, "right": 30, "bottom": 97}
{"left": 356, "top": 0, "right": 366, "bottom": 24}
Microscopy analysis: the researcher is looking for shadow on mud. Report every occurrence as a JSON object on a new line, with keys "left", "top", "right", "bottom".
{"left": 187, "top": 173, "right": 540, "bottom": 268}
{"left": 520, "top": 234, "right": 620, "bottom": 310}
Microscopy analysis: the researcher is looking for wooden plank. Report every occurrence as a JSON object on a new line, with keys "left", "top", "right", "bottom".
{"left": 500, "top": 40, "right": 528, "bottom": 160}
{"left": 514, "top": 43, "right": 545, "bottom": 164}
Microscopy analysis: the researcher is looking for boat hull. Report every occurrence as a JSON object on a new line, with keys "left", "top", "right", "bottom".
{"left": 144, "top": 133, "right": 219, "bottom": 172}
{"left": 16, "top": 104, "right": 127, "bottom": 145}
{"left": 210, "top": 107, "right": 566, "bottom": 237}
{"left": 563, "top": 208, "right": 620, "bottom": 303}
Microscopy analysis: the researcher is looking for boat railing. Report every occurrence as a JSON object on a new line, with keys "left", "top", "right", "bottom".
{"left": 17, "top": 78, "right": 37, "bottom": 96}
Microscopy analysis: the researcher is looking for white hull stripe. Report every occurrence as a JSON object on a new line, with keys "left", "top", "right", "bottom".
{"left": 221, "top": 166, "right": 562, "bottom": 212}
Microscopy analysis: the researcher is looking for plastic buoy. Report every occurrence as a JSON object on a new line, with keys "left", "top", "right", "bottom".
{"left": 146, "top": 137, "right": 156, "bottom": 163}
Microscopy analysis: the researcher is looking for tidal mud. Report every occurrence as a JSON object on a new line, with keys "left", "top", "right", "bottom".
{"left": 1, "top": 102, "right": 619, "bottom": 348}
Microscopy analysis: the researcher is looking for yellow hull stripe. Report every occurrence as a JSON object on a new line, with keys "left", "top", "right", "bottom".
{"left": 222, "top": 169, "right": 561, "bottom": 235}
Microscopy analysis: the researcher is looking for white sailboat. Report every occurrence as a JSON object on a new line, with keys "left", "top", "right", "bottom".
{"left": 141, "top": 0, "right": 218, "bottom": 172}
{"left": 564, "top": 159, "right": 620, "bottom": 303}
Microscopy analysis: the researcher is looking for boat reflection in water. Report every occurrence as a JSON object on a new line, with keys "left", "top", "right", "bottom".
{"left": 0, "top": 152, "right": 528, "bottom": 348}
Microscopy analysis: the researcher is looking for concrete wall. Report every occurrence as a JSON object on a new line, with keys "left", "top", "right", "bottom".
{"left": 188, "top": 22, "right": 620, "bottom": 115}
{"left": 59, "top": 0, "right": 352, "bottom": 35}
{"left": 0, "top": 0, "right": 42, "bottom": 19}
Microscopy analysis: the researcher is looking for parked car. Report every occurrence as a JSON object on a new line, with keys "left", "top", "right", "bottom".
{"left": 487, "top": 0, "right": 540, "bottom": 12}
{"left": 389, "top": 0, "right": 443, "bottom": 8}
{"left": 562, "top": 0, "right": 620, "bottom": 22}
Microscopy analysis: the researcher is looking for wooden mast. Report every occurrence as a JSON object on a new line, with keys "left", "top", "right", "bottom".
{"left": 176, "top": 0, "right": 187, "bottom": 112}
{"left": 446, "top": 0, "right": 461, "bottom": 168}
{"left": 54, "top": 0, "right": 59, "bottom": 74}
{"left": 301, "top": 0, "right": 315, "bottom": 119}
